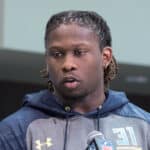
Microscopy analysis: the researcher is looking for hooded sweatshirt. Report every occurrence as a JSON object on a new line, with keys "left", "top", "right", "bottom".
{"left": 0, "top": 89, "right": 150, "bottom": 150}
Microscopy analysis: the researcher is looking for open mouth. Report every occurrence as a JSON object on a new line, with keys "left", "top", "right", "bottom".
{"left": 62, "top": 77, "right": 80, "bottom": 89}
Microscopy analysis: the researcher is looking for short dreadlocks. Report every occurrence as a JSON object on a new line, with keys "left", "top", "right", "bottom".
{"left": 41, "top": 10, "right": 118, "bottom": 92}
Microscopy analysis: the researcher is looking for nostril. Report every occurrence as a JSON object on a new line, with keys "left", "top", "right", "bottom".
{"left": 62, "top": 56, "right": 77, "bottom": 72}
{"left": 62, "top": 65, "right": 76, "bottom": 72}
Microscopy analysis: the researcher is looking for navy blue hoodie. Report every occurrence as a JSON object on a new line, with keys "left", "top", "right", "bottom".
{"left": 0, "top": 89, "right": 150, "bottom": 150}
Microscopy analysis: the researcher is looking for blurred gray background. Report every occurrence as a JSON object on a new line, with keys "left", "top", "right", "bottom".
{"left": 0, "top": 0, "right": 150, "bottom": 120}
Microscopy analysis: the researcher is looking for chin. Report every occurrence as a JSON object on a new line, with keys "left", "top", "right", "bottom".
{"left": 61, "top": 90, "right": 87, "bottom": 100}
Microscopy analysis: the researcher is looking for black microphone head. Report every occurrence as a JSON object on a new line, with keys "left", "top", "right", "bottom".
{"left": 87, "top": 130, "right": 104, "bottom": 145}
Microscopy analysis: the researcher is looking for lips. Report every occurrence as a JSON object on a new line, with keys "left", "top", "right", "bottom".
{"left": 62, "top": 76, "right": 80, "bottom": 89}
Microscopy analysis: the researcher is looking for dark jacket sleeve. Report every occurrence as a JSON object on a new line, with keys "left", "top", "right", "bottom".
{"left": 0, "top": 118, "right": 26, "bottom": 150}
{"left": 148, "top": 130, "right": 150, "bottom": 150}
{"left": 0, "top": 134, "right": 25, "bottom": 150}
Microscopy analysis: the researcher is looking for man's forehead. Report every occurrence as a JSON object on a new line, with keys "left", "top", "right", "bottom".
{"left": 47, "top": 23, "right": 99, "bottom": 41}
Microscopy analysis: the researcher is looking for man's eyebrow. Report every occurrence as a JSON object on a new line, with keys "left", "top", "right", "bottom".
{"left": 47, "top": 42, "right": 91, "bottom": 51}
{"left": 47, "top": 46, "right": 63, "bottom": 50}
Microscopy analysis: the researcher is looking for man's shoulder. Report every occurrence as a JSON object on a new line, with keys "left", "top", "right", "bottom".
{"left": 0, "top": 106, "right": 48, "bottom": 136}
{"left": 116, "top": 101, "right": 150, "bottom": 124}
{"left": 0, "top": 106, "right": 49, "bottom": 149}
{"left": 0, "top": 108, "right": 27, "bottom": 149}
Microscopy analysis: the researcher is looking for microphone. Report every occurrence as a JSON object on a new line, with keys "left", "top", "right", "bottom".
{"left": 86, "top": 130, "right": 116, "bottom": 150}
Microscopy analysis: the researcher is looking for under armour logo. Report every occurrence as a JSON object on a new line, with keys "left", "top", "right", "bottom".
{"left": 35, "top": 138, "right": 53, "bottom": 150}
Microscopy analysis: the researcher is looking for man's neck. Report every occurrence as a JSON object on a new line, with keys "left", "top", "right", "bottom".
{"left": 72, "top": 91, "right": 105, "bottom": 114}
{"left": 55, "top": 89, "right": 106, "bottom": 114}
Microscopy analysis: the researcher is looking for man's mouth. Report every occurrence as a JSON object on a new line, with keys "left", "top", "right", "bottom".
{"left": 62, "top": 76, "right": 80, "bottom": 89}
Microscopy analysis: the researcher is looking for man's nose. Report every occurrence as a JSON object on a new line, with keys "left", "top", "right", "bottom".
{"left": 62, "top": 55, "right": 77, "bottom": 72}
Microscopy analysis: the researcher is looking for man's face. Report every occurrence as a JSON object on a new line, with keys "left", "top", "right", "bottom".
{"left": 46, "top": 23, "right": 111, "bottom": 100}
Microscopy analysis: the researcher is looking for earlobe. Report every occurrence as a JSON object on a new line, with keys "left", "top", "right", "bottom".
{"left": 102, "top": 47, "right": 112, "bottom": 68}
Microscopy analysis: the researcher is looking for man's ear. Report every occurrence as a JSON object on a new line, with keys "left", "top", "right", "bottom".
{"left": 102, "top": 46, "right": 112, "bottom": 68}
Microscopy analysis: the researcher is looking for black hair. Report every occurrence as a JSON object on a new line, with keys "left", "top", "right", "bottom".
{"left": 45, "top": 10, "right": 111, "bottom": 50}
{"left": 42, "top": 10, "right": 118, "bottom": 91}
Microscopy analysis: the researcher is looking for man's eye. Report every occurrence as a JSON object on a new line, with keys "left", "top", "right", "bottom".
{"left": 48, "top": 51, "right": 64, "bottom": 58}
{"left": 74, "top": 49, "right": 87, "bottom": 56}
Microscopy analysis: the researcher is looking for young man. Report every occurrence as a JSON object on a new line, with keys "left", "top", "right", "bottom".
{"left": 0, "top": 10, "right": 150, "bottom": 150}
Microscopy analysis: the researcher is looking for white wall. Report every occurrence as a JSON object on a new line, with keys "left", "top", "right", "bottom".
{"left": 3, "top": 0, "right": 150, "bottom": 66}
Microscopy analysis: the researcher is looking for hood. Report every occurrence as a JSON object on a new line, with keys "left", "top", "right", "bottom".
{"left": 23, "top": 89, "right": 129, "bottom": 118}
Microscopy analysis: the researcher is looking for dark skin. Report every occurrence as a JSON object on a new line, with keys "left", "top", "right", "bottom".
{"left": 46, "top": 23, "right": 112, "bottom": 113}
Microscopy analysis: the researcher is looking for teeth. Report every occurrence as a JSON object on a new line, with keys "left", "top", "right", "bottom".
{"left": 66, "top": 78, "right": 75, "bottom": 82}
{"left": 67, "top": 79, "right": 75, "bottom": 82}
